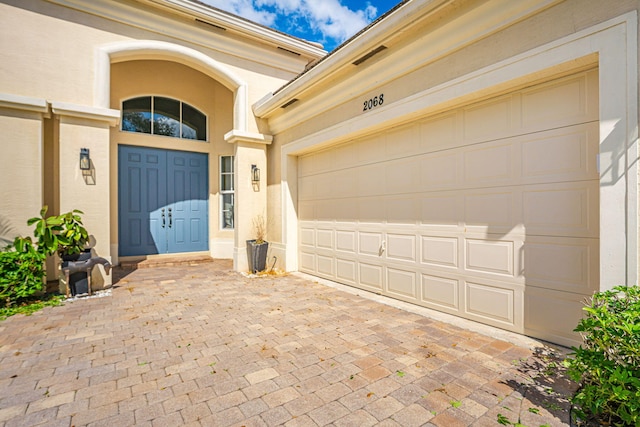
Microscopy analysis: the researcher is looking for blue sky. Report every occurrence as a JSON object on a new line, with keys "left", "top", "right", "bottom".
{"left": 199, "top": 0, "right": 401, "bottom": 51}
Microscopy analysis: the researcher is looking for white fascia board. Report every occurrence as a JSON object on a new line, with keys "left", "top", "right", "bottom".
{"left": 161, "top": 0, "right": 326, "bottom": 57}
{"left": 51, "top": 101, "right": 120, "bottom": 126}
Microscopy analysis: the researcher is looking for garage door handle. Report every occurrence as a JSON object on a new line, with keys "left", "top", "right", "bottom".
{"left": 379, "top": 241, "right": 386, "bottom": 256}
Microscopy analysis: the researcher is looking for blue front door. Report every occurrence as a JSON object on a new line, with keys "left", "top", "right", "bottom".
{"left": 118, "top": 145, "right": 208, "bottom": 256}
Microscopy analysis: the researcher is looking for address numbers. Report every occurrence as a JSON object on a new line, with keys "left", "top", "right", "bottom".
{"left": 363, "top": 94, "right": 384, "bottom": 112}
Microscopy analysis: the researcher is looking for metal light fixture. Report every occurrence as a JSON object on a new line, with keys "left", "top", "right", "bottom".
{"left": 251, "top": 164, "right": 260, "bottom": 184}
{"left": 79, "top": 148, "right": 91, "bottom": 170}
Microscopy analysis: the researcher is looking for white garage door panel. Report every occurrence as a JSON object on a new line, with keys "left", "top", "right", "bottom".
{"left": 421, "top": 236, "right": 458, "bottom": 268}
{"left": 521, "top": 124, "right": 598, "bottom": 181}
{"left": 298, "top": 70, "right": 598, "bottom": 346}
{"left": 336, "top": 258, "right": 357, "bottom": 283}
{"left": 520, "top": 71, "right": 597, "bottom": 129}
{"left": 300, "top": 227, "right": 315, "bottom": 246}
{"left": 465, "top": 281, "right": 516, "bottom": 326}
{"left": 387, "top": 268, "right": 418, "bottom": 299}
{"left": 387, "top": 234, "right": 417, "bottom": 262}
{"left": 317, "top": 255, "right": 334, "bottom": 276}
{"left": 300, "top": 251, "right": 316, "bottom": 271}
{"left": 421, "top": 274, "right": 459, "bottom": 310}
{"left": 524, "top": 287, "right": 585, "bottom": 344}
{"left": 316, "top": 229, "right": 333, "bottom": 249}
{"left": 525, "top": 236, "right": 599, "bottom": 294}
{"left": 464, "top": 191, "right": 515, "bottom": 228}
{"left": 359, "top": 262, "right": 383, "bottom": 290}
{"left": 336, "top": 230, "right": 356, "bottom": 252}
{"left": 465, "top": 239, "right": 515, "bottom": 277}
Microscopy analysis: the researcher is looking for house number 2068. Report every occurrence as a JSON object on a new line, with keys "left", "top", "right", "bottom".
{"left": 363, "top": 94, "right": 384, "bottom": 111}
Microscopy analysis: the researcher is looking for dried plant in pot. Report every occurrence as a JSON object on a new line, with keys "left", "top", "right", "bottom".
{"left": 246, "top": 215, "right": 268, "bottom": 274}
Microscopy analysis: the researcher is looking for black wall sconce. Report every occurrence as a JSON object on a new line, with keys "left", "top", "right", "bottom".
{"left": 79, "top": 148, "right": 91, "bottom": 170}
{"left": 251, "top": 164, "right": 260, "bottom": 184}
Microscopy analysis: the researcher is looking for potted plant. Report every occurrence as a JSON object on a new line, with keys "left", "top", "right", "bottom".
{"left": 246, "top": 215, "right": 268, "bottom": 273}
{"left": 28, "top": 207, "right": 89, "bottom": 259}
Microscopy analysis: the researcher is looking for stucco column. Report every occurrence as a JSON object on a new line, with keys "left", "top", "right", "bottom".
{"left": 53, "top": 102, "right": 119, "bottom": 288}
{"left": 225, "top": 130, "right": 273, "bottom": 272}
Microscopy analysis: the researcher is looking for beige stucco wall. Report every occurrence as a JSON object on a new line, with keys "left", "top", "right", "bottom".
{"left": 0, "top": 0, "right": 313, "bottom": 134}
{"left": 271, "top": 0, "right": 638, "bottom": 146}
{"left": 1, "top": 0, "right": 319, "bottom": 272}
{"left": 0, "top": 109, "right": 44, "bottom": 243}
{"left": 265, "top": 0, "right": 640, "bottom": 254}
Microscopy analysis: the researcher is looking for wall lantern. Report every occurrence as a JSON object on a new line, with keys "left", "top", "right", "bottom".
{"left": 79, "top": 148, "right": 91, "bottom": 170}
{"left": 251, "top": 164, "right": 260, "bottom": 184}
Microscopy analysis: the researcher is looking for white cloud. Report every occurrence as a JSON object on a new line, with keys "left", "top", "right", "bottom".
{"left": 199, "top": 0, "right": 377, "bottom": 48}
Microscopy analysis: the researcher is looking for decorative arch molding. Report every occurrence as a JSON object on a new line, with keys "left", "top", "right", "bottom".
{"left": 95, "top": 39, "right": 249, "bottom": 132}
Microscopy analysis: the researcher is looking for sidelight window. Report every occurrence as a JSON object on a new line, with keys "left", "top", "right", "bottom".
{"left": 122, "top": 96, "right": 207, "bottom": 141}
{"left": 220, "top": 156, "right": 234, "bottom": 230}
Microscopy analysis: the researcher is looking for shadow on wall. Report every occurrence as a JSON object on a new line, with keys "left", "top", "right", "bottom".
{"left": 0, "top": 214, "right": 18, "bottom": 248}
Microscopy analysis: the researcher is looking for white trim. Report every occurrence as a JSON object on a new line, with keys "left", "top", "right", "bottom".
{"left": 224, "top": 129, "right": 273, "bottom": 145}
{"left": 51, "top": 101, "right": 120, "bottom": 125}
{"left": 211, "top": 238, "right": 234, "bottom": 259}
{"left": 280, "top": 12, "right": 639, "bottom": 290}
{"left": 0, "top": 93, "right": 48, "bottom": 114}
{"left": 96, "top": 40, "right": 249, "bottom": 132}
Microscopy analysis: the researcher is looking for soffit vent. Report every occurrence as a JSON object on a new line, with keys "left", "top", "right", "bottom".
{"left": 352, "top": 45, "right": 387, "bottom": 66}
{"left": 195, "top": 18, "right": 226, "bottom": 31}
{"left": 280, "top": 98, "right": 299, "bottom": 108}
{"left": 277, "top": 46, "right": 301, "bottom": 56}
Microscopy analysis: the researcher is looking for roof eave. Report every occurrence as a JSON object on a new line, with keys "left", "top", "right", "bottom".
{"left": 157, "top": 0, "right": 327, "bottom": 57}
{"left": 253, "top": 0, "right": 448, "bottom": 117}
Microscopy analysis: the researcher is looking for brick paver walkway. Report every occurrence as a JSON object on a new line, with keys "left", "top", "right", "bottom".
{"left": 0, "top": 261, "right": 576, "bottom": 426}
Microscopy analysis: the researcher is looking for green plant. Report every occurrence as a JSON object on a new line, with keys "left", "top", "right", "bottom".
{"left": 0, "top": 207, "right": 89, "bottom": 309}
{"left": 564, "top": 285, "right": 640, "bottom": 426}
{"left": 0, "top": 293, "right": 64, "bottom": 320}
{"left": 28, "top": 206, "right": 88, "bottom": 256}
{"left": 0, "top": 240, "right": 45, "bottom": 307}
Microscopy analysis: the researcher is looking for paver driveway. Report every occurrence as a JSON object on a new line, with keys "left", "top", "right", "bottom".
{"left": 0, "top": 261, "right": 576, "bottom": 426}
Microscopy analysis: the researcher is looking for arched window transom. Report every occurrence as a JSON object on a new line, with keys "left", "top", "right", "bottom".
{"left": 122, "top": 96, "right": 207, "bottom": 141}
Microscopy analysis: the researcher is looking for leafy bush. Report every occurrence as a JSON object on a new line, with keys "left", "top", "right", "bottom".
{"left": 0, "top": 206, "right": 88, "bottom": 309}
{"left": 564, "top": 285, "right": 640, "bottom": 426}
{"left": 28, "top": 206, "right": 88, "bottom": 256}
{"left": 0, "top": 240, "right": 45, "bottom": 307}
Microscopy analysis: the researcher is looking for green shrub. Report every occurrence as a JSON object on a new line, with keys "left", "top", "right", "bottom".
{"left": 0, "top": 207, "right": 89, "bottom": 310}
{"left": 27, "top": 206, "right": 88, "bottom": 257}
{"left": 565, "top": 285, "right": 640, "bottom": 426}
{"left": 0, "top": 240, "right": 46, "bottom": 307}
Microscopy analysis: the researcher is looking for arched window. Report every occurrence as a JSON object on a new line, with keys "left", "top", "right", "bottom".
{"left": 121, "top": 96, "right": 207, "bottom": 141}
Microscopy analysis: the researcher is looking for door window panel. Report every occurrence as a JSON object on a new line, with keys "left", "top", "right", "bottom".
{"left": 121, "top": 96, "right": 207, "bottom": 141}
{"left": 153, "top": 97, "right": 180, "bottom": 138}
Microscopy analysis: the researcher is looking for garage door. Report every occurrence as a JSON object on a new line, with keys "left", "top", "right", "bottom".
{"left": 298, "top": 69, "right": 599, "bottom": 347}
